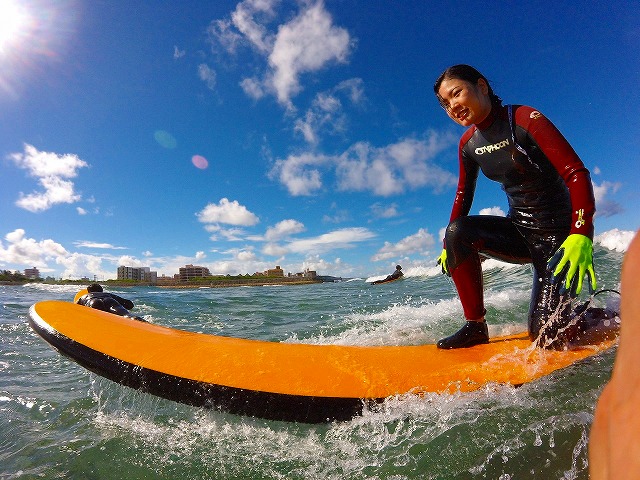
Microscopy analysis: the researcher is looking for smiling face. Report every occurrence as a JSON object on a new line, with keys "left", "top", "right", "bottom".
{"left": 437, "top": 78, "right": 493, "bottom": 127}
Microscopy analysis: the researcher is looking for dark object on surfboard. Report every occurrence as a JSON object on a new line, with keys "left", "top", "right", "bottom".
{"left": 371, "top": 265, "right": 404, "bottom": 285}
{"left": 27, "top": 291, "right": 618, "bottom": 424}
{"left": 568, "top": 289, "right": 621, "bottom": 346}
{"left": 537, "top": 289, "right": 621, "bottom": 349}
{"left": 75, "top": 286, "right": 146, "bottom": 322}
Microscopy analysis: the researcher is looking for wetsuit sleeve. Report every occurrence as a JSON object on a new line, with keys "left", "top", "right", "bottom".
{"left": 110, "top": 294, "right": 134, "bottom": 310}
{"left": 449, "top": 129, "right": 480, "bottom": 225}
{"left": 515, "top": 106, "right": 595, "bottom": 238}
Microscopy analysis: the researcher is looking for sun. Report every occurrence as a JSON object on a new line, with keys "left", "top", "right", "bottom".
{"left": 0, "top": 0, "right": 31, "bottom": 53}
{"left": 0, "top": 0, "right": 77, "bottom": 98}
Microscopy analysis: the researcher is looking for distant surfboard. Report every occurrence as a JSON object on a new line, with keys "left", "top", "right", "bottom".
{"left": 370, "top": 276, "right": 403, "bottom": 285}
{"left": 29, "top": 299, "right": 617, "bottom": 423}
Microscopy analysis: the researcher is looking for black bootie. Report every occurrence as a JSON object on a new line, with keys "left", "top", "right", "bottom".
{"left": 437, "top": 321, "right": 489, "bottom": 349}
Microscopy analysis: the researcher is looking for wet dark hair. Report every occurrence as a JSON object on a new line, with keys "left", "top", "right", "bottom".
{"left": 433, "top": 64, "right": 502, "bottom": 109}
{"left": 396, "top": 265, "right": 402, "bottom": 270}
{"left": 87, "top": 283, "right": 103, "bottom": 293}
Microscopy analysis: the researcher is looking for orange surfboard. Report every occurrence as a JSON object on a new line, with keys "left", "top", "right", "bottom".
{"left": 28, "top": 299, "right": 617, "bottom": 423}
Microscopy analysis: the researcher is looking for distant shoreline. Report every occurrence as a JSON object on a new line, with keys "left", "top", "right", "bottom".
{"left": 158, "top": 278, "right": 322, "bottom": 289}
{"left": 1, "top": 278, "right": 324, "bottom": 289}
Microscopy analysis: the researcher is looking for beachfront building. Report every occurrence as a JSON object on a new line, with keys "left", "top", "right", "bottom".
{"left": 24, "top": 267, "right": 40, "bottom": 280}
{"left": 117, "top": 266, "right": 158, "bottom": 283}
{"left": 179, "top": 264, "right": 211, "bottom": 281}
{"left": 265, "top": 265, "right": 284, "bottom": 277}
{"left": 290, "top": 268, "right": 317, "bottom": 279}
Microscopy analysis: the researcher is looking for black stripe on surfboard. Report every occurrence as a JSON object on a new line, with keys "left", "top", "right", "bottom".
{"left": 27, "top": 311, "right": 368, "bottom": 423}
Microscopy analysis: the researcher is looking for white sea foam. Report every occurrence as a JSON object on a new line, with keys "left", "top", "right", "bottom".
{"left": 595, "top": 228, "right": 636, "bottom": 252}
{"left": 21, "top": 283, "right": 81, "bottom": 293}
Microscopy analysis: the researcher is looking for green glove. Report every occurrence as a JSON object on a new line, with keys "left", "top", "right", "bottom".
{"left": 436, "top": 248, "right": 450, "bottom": 276}
{"left": 547, "top": 234, "right": 596, "bottom": 296}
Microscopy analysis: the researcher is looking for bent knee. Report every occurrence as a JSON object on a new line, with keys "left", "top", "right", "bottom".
{"left": 445, "top": 217, "right": 469, "bottom": 245}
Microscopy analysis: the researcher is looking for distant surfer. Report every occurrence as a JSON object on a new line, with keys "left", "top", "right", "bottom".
{"left": 76, "top": 283, "right": 146, "bottom": 321}
{"left": 433, "top": 64, "right": 598, "bottom": 349}
{"left": 372, "top": 265, "right": 404, "bottom": 285}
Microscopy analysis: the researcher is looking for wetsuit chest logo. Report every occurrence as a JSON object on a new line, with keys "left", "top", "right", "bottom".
{"left": 475, "top": 138, "right": 510, "bottom": 155}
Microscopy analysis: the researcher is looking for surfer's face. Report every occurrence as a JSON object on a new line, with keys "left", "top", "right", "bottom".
{"left": 437, "top": 78, "right": 492, "bottom": 127}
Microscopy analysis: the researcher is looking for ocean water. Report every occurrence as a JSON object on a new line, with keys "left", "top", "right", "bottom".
{"left": 0, "top": 245, "right": 624, "bottom": 479}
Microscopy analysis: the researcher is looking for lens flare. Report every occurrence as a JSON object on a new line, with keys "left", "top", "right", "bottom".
{"left": 192, "top": 155, "right": 208, "bottom": 170}
{"left": 154, "top": 130, "right": 177, "bottom": 149}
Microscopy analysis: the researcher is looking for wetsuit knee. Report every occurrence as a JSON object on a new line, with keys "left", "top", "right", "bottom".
{"left": 445, "top": 217, "right": 478, "bottom": 270}
{"left": 444, "top": 217, "right": 467, "bottom": 246}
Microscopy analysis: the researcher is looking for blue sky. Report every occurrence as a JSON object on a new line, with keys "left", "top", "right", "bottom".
{"left": 1, "top": 0, "right": 638, "bottom": 280}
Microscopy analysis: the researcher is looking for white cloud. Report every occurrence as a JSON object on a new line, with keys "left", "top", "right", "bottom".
{"left": 198, "top": 63, "right": 217, "bottom": 90}
{"left": 230, "top": 0, "right": 276, "bottom": 54}
{"left": 0, "top": 229, "right": 68, "bottom": 267}
{"left": 265, "top": 219, "right": 306, "bottom": 241}
{"left": 9, "top": 144, "right": 87, "bottom": 177}
{"left": 219, "top": 228, "right": 248, "bottom": 241}
{"left": 262, "top": 243, "right": 288, "bottom": 257}
{"left": 322, "top": 205, "right": 350, "bottom": 224}
{"left": 287, "top": 227, "right": 375, "bottom": 254}
{"left": 56, "top": 252, "right": 114, "bottom": 280}
{"left": 205, "top": 224, "right": 249, "bottom": 241}
{"left": 236, "top": 249, "right": 256, "bottom": 262}
{"left": 438, "top": 226, "right": 447, "bottom": 243}
{"left": 301, "top": 254, "right": 343, "bottom": 274}
{"left": 270, "top": 131, "right": 457, "bottom": 196}
{"left": 209, "top": 0, "right": 352, "bottom": 109}
{"left": 9, "top": 144, "right": 88, "bottom": 212}
{"left": 173, "top": 45, "right": 185, "bottom": 59}
{"left": 197, "top": 198, "right": 260, "bottom": 226}
{"left": 207, "top": 18, "right": 245, "bottom": 55}
{"left": 479, "top": 206, "right": 506, "bottom": 216}
{"left": 0, "top": 229, "right": 128, "bottom": 279}
{"left": 593, "top": 180, "right": 623, "bottom": 217}
{"left": 370, "top": 202, "right": 399, "bottom": 219}
{"left": 337, "top": 134, "right": 458, "bottom": 196}
{"left": 267, "top": 2, "right": 351, "bottom": 108}
{"left": 294, "top": 78, "right": 364, "bottom": 145}
{"left": 371, "top": 228, "right": 435, "bottom": 262}
{"left": 269, "top": 152, "right": 329, "bottom": 195}
{"left": 74, "top": 241, "right": 128, "bottom": 250}
{"left": 269, "top": 1, "right": 351, "bottom": 106}
{"left": 240, "top": 76, "right": 266, "bottom": 99}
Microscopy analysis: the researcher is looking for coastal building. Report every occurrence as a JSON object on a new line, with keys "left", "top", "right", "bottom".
{"left": 156, "top": 274, "right": 179, "bottom": 285}
{"left": 24, "top": 267, "right": 40, "bottom": 279}
{"left": 117, "top": 266, "right": 158, "bottom": 283}
{"left": 265, "top": 265, "right": 284, "bottom": 277}
{"left": 179, "top": 264, "right": 211, "bottom": 281}
{"left": 303, "top": 269, "right": 317, "bottom": 279}
{"left": 291, "top": 268, "right": 317, "bottom": 279}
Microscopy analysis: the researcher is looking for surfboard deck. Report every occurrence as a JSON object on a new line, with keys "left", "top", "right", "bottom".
{"left": 28, "top": 300, "right": 617, "bottom": 423}
{"left": 370, "top": 276, "right": 402, "bottom": 285}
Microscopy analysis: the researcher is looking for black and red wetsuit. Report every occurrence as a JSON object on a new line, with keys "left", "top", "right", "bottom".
{"left": 444, "top": 104, "right": 595, "bottom": 339}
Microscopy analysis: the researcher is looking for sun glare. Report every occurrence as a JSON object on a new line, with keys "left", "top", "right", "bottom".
{"left": 0, "top": 0, "right": 77, "bottom": 98}
{"left": 0, "top": 1, "right": 30, "bottom": 53}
